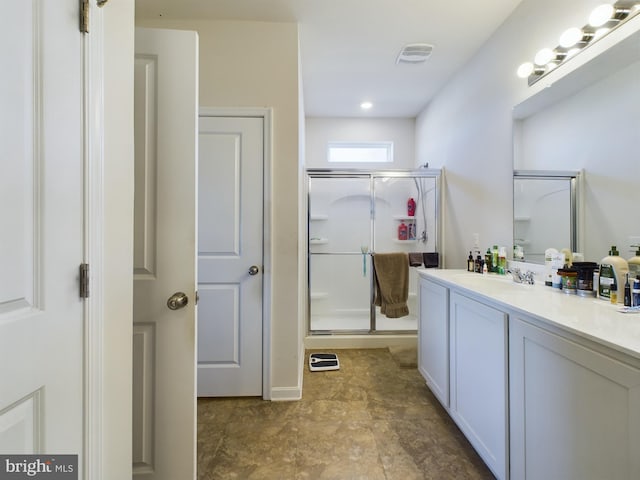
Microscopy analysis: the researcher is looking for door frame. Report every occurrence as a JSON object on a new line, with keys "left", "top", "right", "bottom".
{"left": 84, "top": 4, "right": 106, "bottom": 478}
{"left": 199, "top": 107, "right": 273, "bottom": 399}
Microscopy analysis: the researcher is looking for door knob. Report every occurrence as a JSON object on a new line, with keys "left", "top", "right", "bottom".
{"left": 167, "top": 292, "right": 189, "bottom": 310}
{"left": 248, "top": 265, "right": 260, "bottom": 276}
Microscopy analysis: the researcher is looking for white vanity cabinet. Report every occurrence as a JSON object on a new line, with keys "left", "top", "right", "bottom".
{"left": 449, "top": 291, "right": 508, "bottom": 480}
{"left": 418, "top": 276, "right": 508, "bottom": 480}
{"left": 510, "top": 315, "right": 640, "bottom": 480}
{"left": 418, "top": 269, "right": 640, "bottom": 480}
{"left": 418, "top": 277, "right": 449, "bottom": 407}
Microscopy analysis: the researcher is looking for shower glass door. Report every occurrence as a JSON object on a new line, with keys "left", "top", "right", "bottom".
{"left": 373, "top": 175, "right": 438, "bottom": 331}
{"left": 308, "top": 176, "right": 372, "bottom": 332}
{"left": 307, "top": 170, "right": 440, "bottom": 335}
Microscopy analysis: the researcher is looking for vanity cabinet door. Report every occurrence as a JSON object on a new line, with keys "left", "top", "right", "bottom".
{"left": 418, "top": 277, "right": 449, "bottom": 408}
{"left": 510, "top": 316, "right": 640, "bottom": 480}
{"left": 450, "top": 292, "right": 508, "bottom": 480}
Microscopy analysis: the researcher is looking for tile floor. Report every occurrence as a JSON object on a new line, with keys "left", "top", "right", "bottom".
{"left": 197, "top": 349, "right": 495, "bottom": 479}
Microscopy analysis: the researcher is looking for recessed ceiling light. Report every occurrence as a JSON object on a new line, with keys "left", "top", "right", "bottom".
{"left": 360, "top": 101, "right": 373, "bottom": 110}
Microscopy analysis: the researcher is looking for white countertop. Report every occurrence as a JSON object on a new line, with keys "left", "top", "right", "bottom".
{"left": 418, "top": 269, "right": 640, "bottom": 361}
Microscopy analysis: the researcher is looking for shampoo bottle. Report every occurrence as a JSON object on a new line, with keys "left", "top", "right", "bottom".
{"left": 599, "top": 246, "right": 629, "bottom": 302}
{"left": 407, "top": 198, "right": 416, "bottom": 217}
{"left": 398, "top": 222, "right": 408, "bottom": 241}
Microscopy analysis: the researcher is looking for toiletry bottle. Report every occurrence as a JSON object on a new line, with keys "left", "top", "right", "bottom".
{"left": 492, "top": 245, "right": 499, "bottom": 273}
{"left": 610, "top": 282, "right": 618, "bottom": 304}
{"left": 498, "top": 247, "right": 507, "bottom": 275}
{"left": 628, "top": 247, "right": 640, "bottom": 279}
{"left": 407, "top": 198, "right": 416, "bottom": 217}
{"left": 467, "top": 251, "right": 474, "bottom": 272}
{"left": 483, "top": 262, "right": 488, "bottom": 274}
{"left": 545, "top": 248, "right": 558, "bottom": 286}
{"left": 624, "top": 273, "right": 632, "bottom": 307}
{"left": 599, "top": 246, "right": 629, "bottom": 302}
{"left": 408, "top": 222, "right": 416, "bottom": 240}
{"left": 398, "top": 222, "right": 408, "bottom": 241}
{"left": 485, "top": 249, "right": 492, "bottom": 273}
{"left": 633, "top": 277, "right": 640, "bottom": 307}
{"left": 475, "top": 254, "right": 482, "bottom": 273}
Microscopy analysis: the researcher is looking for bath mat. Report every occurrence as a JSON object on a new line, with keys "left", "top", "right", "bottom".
{"left": 309, "top": 353, "right": 340, "bottom": 371}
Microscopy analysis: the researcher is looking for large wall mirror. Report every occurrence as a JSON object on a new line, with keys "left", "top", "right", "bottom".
{"left": 512, "top": 18, "right": 640, "bottom": 265}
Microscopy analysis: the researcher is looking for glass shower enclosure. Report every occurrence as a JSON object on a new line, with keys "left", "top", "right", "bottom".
{"left": 307, "top": 169, "right": 441, "bottom": 335}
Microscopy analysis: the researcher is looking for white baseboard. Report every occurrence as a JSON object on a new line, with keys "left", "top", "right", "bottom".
{"left": 304, "top": 334, "right": 417, "bottom": 350}
{"left": 270, "top": 386, "right": 302, "bottom": 401}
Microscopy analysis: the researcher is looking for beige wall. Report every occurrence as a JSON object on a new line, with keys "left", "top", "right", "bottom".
{"left": 136, "top": 18, "right": 302, "bottom": 394}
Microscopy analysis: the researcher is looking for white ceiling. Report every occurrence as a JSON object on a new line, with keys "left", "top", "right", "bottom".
{"left": 135, "top": 0, "right": 524, "bottom": 118}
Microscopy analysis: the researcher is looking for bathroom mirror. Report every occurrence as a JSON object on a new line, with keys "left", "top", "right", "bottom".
{"left": 513, "top": 171, "right": 579, "bottom": 265}
{"left": 512, "top": 19, "right": 640, "bottom": 264}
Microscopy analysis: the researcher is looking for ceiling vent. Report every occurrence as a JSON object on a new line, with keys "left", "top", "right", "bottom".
{"left": 396, "top": 43, "right": 434, "bottom": 64}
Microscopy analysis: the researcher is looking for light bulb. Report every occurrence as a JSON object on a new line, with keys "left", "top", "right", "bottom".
{"left": 534, "top": 48, "right": 555, "bottom": 66}
{"left": 589, "top": 4, "right": 614, "bottom": 27}
{"left": 517, "top": 62, "right": 534, "bottom": 78}
{"left": 360, "top": 101, "right": 373, "bottom": 110}
{"left": 559, "top": 27, "right": 584, "bottom": 48}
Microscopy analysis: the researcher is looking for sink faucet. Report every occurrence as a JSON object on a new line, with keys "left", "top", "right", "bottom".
{"left": 507, "top": 267, "right": 535, "bottom": 285}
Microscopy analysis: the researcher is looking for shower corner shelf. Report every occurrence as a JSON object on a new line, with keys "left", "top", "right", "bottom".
{"left": 310, "top": 292, "right": 328, "bottom": 300}
{"left": 393, "top": 239, "right": 417, "bottom": 244}
{"left": 310, "top": 238, "right": 329, "bottom": 245}
{"left": 393, "top": 215, "right": 417, "bottom": 221}
{"left": 310, "top": 214, "right": 329, "bottom": 221}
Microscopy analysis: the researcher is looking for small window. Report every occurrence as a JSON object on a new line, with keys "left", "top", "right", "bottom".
{"left": 327, "top": 142, "right": 394, "bottom": 164}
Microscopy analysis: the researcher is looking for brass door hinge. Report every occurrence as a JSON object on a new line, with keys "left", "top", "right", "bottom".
{"left": 80, "top": 0, "right": 108, "bottom": 33}
{"left": 80, "top": 263, "right": 90, "bottom": 298}
{"left": 80, "top": 0, "right": 89, "bottom": 33}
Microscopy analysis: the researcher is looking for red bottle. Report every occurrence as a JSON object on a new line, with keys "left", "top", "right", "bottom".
{"left": 398, "top": 222, "right": 408, "bottom": 240}
{"left": 407, "top": 197, "right": 416, "bottom": 216}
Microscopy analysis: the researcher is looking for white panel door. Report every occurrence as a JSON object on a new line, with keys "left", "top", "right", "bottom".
{"left": 197, "top": 116, "right": 264, "bottom": 397}
{"left": 133, "top": 28, "right": 198, "bottom": 480}
{"left": 0, "top": 0, "right": 83, "bottom": 458}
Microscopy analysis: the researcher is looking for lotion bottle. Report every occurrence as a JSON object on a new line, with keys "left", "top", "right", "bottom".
{"left": 599, "top": 246, "right": 629, "bottom": 302}
{"left": 628, "top": 247, "right": 640, "bottom": 279}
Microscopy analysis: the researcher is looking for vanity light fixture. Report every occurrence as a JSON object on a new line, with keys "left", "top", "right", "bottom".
{"left": 517, "top": 1, "right": 640, "bottom": 86}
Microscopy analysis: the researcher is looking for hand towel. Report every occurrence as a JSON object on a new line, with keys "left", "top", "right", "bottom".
{"left": 372, "top": 252, "right": 410, "bottom": 318}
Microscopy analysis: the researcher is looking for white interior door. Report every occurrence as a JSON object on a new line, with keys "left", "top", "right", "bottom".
{"left": 133, "top": 28, "right": 198, "bottom": 480}
{"left": 197, "top": 115, "right": 264, "bottom": 397}
{"left": 0, "top": 0, "right": 84, "bottom": 460}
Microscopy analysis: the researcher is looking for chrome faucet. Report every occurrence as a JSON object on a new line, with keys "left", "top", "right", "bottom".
{"left": 507, "top": 267, "right": 535, "bottom": 285}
